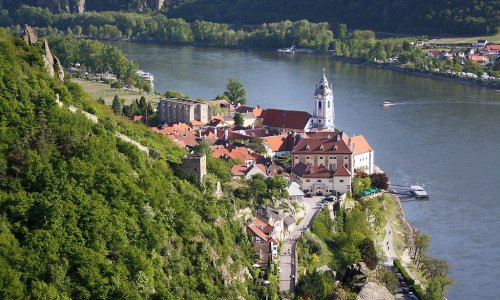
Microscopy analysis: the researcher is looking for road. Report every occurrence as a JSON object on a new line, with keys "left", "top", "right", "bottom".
{"left": 279, "top": 196, "right": 324, "bottom": 292}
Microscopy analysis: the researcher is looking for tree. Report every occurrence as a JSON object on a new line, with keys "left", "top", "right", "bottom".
{"left": 412, "top": 230, "right": 430, "bottom": 266}
{"left": 370, "top": 173, "right": 389, "bottom": 190}
{"left": 112, "top": 95, "right": 123, "bottom": 115}
{"left": 358, "top": 237, "right": 378, "bottom": 269}
{"left": 223, "top": 78, "right": 247, "bottom": 104}
{"left": 192, "top": 140, "right": 212, "bottom": 157}
{"left": 165, "top": 90, "right": 190, "bottom": 98}
{"left": 233, "top": 112, "right": 244, "bottom": 126}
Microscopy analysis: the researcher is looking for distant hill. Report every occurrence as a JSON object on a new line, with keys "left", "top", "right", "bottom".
{"left": 1, "top": 0, "right": 498, "bottom": 35}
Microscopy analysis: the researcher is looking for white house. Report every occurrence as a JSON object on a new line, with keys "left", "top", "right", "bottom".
{"left": 351, "top": 135, "right": 374, "bottom": 174}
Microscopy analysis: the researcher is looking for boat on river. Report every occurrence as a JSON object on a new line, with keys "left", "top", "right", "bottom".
{"left": 382, "top": 101, "right": 394, "bottom": 107}
{"left": 410, "top": 185, "right": 429, "bottom": 199}
{"left": 137, "top": 70, "right": 154, "bottom": 82}
{"left": 277, "top": 46, "right": 295, "bottom": 54}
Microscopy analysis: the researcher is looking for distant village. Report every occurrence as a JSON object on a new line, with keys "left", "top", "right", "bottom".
{"left": 412, "top": 39, "right": 500, "bottom": 80}
{"left": 134, "top": 71, "right": 376, "bottom": 269}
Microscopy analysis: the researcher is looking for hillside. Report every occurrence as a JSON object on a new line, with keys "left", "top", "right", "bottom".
{"left": 1, "top": 0, "right": 498, "bottom": 35}
{"left": 0, "top": 29, "right": 262, "bottom": 299}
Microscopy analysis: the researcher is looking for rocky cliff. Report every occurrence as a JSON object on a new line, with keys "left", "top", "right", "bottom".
{"left": 21, "top": 26, "right": 64, "bottom": 82}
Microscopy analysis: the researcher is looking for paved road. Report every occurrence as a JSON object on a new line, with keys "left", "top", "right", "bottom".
{"left": 279, "top": 196, "right": 324, "bottom": 292}
{"left": 382, "top": 220, "right": 396, "bottom": 265}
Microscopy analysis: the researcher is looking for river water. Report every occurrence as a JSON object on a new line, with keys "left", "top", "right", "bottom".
{"left": 110, "top": 41, "right": 500, "bottom": 299}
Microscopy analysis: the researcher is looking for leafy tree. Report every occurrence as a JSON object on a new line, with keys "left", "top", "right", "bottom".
{"left": 370, "top": 172, "right": 389, "bottom": 190}
{"left": 233, "top": 112, "right": 244, "bottom": 126}
{"left": 192, "top": 140, "right": 212, "bottom": 157}
{"left": 358, "top": 237, "right": 378, "bottom": 269}
{"left": 165, "top": 90, "right": 189, "bottom": 98}
{"left": 223, "top": 78, "right": 247, "bottom": 104}
{"left": 111, "top": 94, "right": 123, "bottom": 114}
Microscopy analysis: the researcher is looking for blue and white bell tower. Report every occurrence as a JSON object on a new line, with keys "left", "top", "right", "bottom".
{"left": 311, "top": 69, "right": 335, "bottom": 131}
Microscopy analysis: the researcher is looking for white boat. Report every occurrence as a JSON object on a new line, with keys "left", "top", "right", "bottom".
{"left": 382, "top": 101, "right": 394, "bottom": 107}
{"left": 277, "top": 46, "right": 295, "bottom": 54}
{"left": 410, "top": 185, "right": 429, "bottom": 199}
{"left": 137, "top": 70, "right": 154, "bottom": 82}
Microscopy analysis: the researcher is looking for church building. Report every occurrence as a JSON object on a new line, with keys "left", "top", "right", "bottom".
{"left": 307, "top": 69, "right": 335, "bottom": 132}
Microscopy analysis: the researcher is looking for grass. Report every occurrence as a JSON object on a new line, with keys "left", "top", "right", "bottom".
{"left": 71, "top": 78, "right": 162, "bottom": 106}
{"left": 429, "top": 32, "right": 500, "bottom": 44}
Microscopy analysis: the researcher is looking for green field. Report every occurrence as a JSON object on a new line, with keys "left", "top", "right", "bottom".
{"left": 429, "top": 32, "right": 500, "bottom": 45}
{"left": 72, "top": 78, "right": 162, "bottom": 106}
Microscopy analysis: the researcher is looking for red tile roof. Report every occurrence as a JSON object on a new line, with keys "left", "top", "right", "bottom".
{"left": 485, "top": 44, "right": 500, "bottom": 52}
{"left": 262, "top": 134, "right": 295, "bottom": 152}
{"left": 292, "top": 132, "right": 352, "bottom": 155}
{"left": 350, "top": 135, "right": 372, "bottom": 154}
{"left": 334, "top": 165, "right": 351, "bottom": 177}
{"left": 291, "top": 162, "right": 334, "bottom": 178}
{"left": 261, "top": 109, "right": 311, "bottom": 131}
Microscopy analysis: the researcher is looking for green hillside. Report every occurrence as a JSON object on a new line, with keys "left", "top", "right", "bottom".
{"left": 0, "top": 29, "right": 263, "bottom": 299}
{"left": 1, "top": 0, "right": 498, "bottom": 35}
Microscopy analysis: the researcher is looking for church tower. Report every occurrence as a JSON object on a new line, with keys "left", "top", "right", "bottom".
{"left": 311, "top": 69, "right": 335, "bottom": 131}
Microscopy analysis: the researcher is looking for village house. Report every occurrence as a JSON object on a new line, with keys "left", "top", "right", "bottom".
{"left": 290, "top": 132, "right": 353, "bottom": 195}
{"left": 351, "top": 135, "right": 374, "bottom": 174}
{"left": 231, "top": 163, "right": 267, "bottom": 179}
{"left": 212, "top": 146, "right": 262, "bottom": 167}
{"left": 246, "top": 218, "right": 278, "bottom": 266}
{"left": 261, "top": 134, "right": 297, "bottom": 158}
{"left": 158, "top": 98, "right": 213, "bottom": 125}
{"left": 261, "top": 108, "right": 312, "bottom": 134}
{"left": 483, "top": 44, "right": 500, "bottom": 56}
{"left": 256, "top": 206, "right": 286, "bottom": 241}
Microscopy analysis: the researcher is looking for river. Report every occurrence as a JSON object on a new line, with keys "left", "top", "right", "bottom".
{"left": 110, "top": 41, "right": 500, "bottom": 299}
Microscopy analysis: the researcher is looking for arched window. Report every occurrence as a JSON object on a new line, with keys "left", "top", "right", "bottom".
{"left": 318, "top": 102, "right": 322, "bottom": 109}
{"left": 328, "top": 101, "right": 330, "bottom": 108}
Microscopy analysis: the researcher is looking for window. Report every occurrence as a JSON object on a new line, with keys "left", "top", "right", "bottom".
{"left": 318, "top": 180, "right": 322, "bottom": 182}
{"left": 344, "top": 156, "right": 348, "bottom": 160}
{"left": 318, "top": 102, "right": 322, "bottom": 109}
{"left": 329, "top": 156, "right": 334, "bottom": 159}
{"left": 319, "top": 157, "right": 323, "bottom": 159}
{"left": 333, "top": 156, "right": 336, "bottom": 159}
{"left": 306, "top": 179, "right": 310, "bottom": 182}
{"left": 328, "top": 101, "right": 330, "bottom": 108}
{"left": 340, "top": 179, "right": 344, "bottom": 183}
{"left": 306, "top": 157, "right": 310, "bottom": 159}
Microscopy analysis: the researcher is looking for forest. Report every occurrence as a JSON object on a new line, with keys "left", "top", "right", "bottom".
{"left": 0, "top": 29, "right": 271, "bottom": 299}
{"left": 0, "top": 0, "right": 498, "bottom": 35}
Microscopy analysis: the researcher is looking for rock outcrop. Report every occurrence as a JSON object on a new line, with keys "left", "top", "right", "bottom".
{"left": 355, "top": 282, "right": 394, "bottom": 300}
{"left": 21, "top": 25, "right": 37, "bottom": 45}
{"left": 42, "top": 39, "right": 65, "bottom": 82}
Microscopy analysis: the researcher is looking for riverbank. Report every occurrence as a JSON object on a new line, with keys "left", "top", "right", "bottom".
{"left": 332, "top": 56, "right": 500, "bottom": 90}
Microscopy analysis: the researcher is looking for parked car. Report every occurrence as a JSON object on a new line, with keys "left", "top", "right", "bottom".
{"left": 323, "top": 196, "right": 334, "bottom": 201}
{"left": 261, "top": 280, "right": 270, "bottom": 286}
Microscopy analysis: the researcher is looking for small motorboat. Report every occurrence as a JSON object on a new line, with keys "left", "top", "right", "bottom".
{"left": 382, "top": 101, "right": 394, "bottom": 107}
{"left": 277, "top": 46, "right": 295, "bottom": 54}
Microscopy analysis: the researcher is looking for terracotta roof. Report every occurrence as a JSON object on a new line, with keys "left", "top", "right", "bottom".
{"left": 291, "top": 162, "right": 333, "bottom": 178}
{"left": 467, "top": 54, "right": 489, "bottom": 62}
{"left": 485, "top": 44, "right": 500, "bottom": 52}
{"left": 252, "top": 108, "right": 264, "bottom": 118}
{"left": 261, "top": 109, "right": 311, "bottom": 131}
{"left": 292, "top": 132, "right": 352, "bottom": 154}
{"left": 350, "top": 135, "right": 372, "bottom": 154}
{"left": 246, "top": 224, "right": 268, "bottom": 241}
{"left": 334, "top": 165, "right": 351, "bottom": 177}
{"left": 231, "top": 165, "right": 248, "bottom": 176}
{"left": 262, "top": 134, "right": 295, "bottom": 152}
{"left": 190, "top": 120, "right": 206, "bottom": 126}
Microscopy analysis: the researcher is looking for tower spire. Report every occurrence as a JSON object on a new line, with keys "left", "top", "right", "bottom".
{"left": 308, "top": 69, "right": 335, "bottom": 132}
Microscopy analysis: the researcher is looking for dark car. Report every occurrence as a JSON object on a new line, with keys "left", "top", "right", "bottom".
{"left": 323, "top": 196, "right": 336, "bottom": 202}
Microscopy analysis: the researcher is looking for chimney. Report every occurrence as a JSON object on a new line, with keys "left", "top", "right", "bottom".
{"left": 214, "top": 128, "right": 218, "bottom": 137}
{"left": 336, "top": 135, "right": 341, "bottom": 141}
{"left": 224, "top": 129, "right": 229, "bottom": 140}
